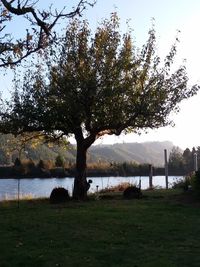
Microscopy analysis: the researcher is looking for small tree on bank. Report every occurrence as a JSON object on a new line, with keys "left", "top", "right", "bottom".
{"left": 55, "top": 154, "right": 65, "bottom": 168}
{"left": 0, "top": 13, "right": 199, "bottom": 199}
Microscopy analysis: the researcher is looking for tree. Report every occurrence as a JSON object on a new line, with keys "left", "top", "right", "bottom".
{"left": 0, "top": 0, "right": 95, "bottom": 67}
{"left": 0, "top": 132, "right": 53, "bottom": 161}
{"left": 182, "top": 147, "right": 197, "bottom": 173}
{"left": 196, "top": 146, "right": 200, "bottom": 170}
{"left": 38, "top": 159, "right": 46, "bottom": 170}
{"left": 168, "top": 146, "right": 184, "bottom": 174}
{"left": 55, "top": 154, "right": 65, "bottom": 167}
{"left": 0, "top": 13, "right": 199, "bottom": 199}
{"left": 2, "top": 132, "right": 47, "bottom": 160}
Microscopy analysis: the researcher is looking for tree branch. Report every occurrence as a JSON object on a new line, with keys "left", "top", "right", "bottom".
{"left": 1, "top": 0, "right": 49, "bottom": 34}
{"left": 0, "top": 0, "right": 96, "bottom": 67}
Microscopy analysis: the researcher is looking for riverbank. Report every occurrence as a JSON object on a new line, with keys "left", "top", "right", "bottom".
{"left": 0, "top": 189, "right": 200, "bottom": 267}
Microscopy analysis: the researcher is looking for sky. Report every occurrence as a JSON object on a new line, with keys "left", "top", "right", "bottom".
{"left": 1, "top": 0, "right": 200, "bottom": 149}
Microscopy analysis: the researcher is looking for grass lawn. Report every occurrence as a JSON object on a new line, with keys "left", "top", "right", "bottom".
{"left": 0, "top": 189, "right": 200, "bottom": 267}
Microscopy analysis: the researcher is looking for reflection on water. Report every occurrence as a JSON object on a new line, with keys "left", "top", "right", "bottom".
{"left": 0, "top": 176, "right": 183, "bottom": 200}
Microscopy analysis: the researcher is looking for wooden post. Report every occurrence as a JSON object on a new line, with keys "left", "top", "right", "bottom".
{"left": 164, "top": 149, "right": 168, "bottom": 189}
{"left": 96, "top": 185, "right": 99, "bottom": 200}
{"left": 149, "top": 164, "right": 153, "bottom": 189}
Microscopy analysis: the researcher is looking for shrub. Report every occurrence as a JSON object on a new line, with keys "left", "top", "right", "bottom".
{"left": 37, "top": 159, "right": 46, "bottom": 169}
{"left": 50, "top": 187, "right": 70, "bottom": 204}
{"left": 99, "top": 182, "right": 133, "bottom": 193}
{"left": 25, "top": 159, "right": 36, "bottom": 169}
{"left": 172, "top": 176, "right": 191, "bottom": 191}
{"left": 191, "top": 171, "right": 200, "bottom": 197}
{"left": 14, "top": 157, "right": 22, "bottom": 166}
{"left": 123, "top": 186, "right": 142, "bottom": 199}
{"left": 50, "top": 167, "right": 68, "bottom": 178}
{"left": 55, "top": 154, "right": 65, "bottom": 167}
{"left": 44, "top": 160, "right": 55, "bottom": 170}
{"left": 12, "top": 158, "right": 26, "bottom": 175}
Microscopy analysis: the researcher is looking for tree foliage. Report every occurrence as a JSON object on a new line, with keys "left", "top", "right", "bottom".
{"left": 0, "top": 0, "right": 95, "bottom": 67}
{"left": 168, "top": 146, "right": 184, "bottom": 173}
{"left": 168, "top": 146, "right": 200, "bottom": 174}
{"left": 0, "top": 132, "right": 72, "bottom": 165}
{"left": 0, "top": 13, "right": 199, "bottom": 199}
{"left": 55, "top": 154, "right": 65, "bottom": 167}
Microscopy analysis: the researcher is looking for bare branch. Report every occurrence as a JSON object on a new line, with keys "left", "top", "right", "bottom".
{"left": 2, "top": 0, "right": 49, "bottom": 34}
{"left": 0, "top": 0, "right": 96, "bottom": 67}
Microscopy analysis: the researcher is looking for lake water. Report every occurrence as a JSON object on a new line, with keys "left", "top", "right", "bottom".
{"left": 0, "top": 176, "right": 183, "bottom": 200}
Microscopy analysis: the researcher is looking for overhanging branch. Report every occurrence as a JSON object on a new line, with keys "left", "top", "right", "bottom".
{"left": 0, "top": 0, "right": 96, "bottom": 67}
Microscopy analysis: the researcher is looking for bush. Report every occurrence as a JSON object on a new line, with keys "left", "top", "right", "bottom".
{"left": 99, "top": 182, "right": 133, "bottom": 193}
{"left": 55, "top": 155, "right": 65, "bottom": 167}
{"left": 50, "top": 167, "right": 68, "bottom": 178}
{"left": 12, "top": 158, "right": 26, "bottom": 176}
{"left": 172, "top": 177, "right": 191, "bottom": 191}
{"left": 191, "top": 171, "right": 200, "bottom": 197}
{"left": 14, "top": 157, "right": 22, "bottom": 166}
{"left": 50, "top": 187, "right": 70, "bottom": 204}
{"left": 123, "top": 186, "right": 142, "bottom": 199}
{"left": 38, "top": 159, "right": 46, "bottom": 170}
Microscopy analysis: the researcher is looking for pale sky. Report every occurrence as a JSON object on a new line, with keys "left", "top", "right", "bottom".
{"left": 1, "top": 0, "right": 200, "bottom": 149}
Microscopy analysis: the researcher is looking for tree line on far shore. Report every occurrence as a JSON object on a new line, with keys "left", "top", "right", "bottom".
{"left": 0, "top": 158, "right": 177, "bottom": 178}
{"left": 0, "top": 145, "right": 197, "bottom": 178}
{"left": 0, "top": 133, "right": 198, "bottom": 177}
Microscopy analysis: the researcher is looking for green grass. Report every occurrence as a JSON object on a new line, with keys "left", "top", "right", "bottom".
{"left": 0, "top": 190, "right": 200, "bottom": 267}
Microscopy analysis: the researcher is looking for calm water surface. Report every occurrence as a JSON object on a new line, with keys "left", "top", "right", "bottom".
{"left": 0, "top": 176, "right": 183, "bottom": 200}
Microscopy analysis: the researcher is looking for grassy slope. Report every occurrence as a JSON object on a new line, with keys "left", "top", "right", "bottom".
{"left": 0, "top": 190, "right": 200, "bottom": 267}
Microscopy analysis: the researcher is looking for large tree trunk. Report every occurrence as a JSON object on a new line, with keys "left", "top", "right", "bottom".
{"left": 72, "top": 142, "right": 88, "bottom": 200}
{"left": 72, "top": 129, "right": 96, "bottom": 200}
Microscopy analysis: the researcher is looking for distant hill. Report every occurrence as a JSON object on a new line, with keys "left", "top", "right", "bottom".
{"left": 88, "top": 141, "right": 174, "bottom": 166}
{"left": 0, "top": 133, "right": 175, "bottom": 167}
